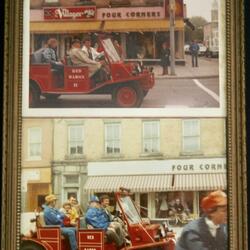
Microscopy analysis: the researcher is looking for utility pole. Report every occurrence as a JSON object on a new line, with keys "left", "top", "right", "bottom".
{"left": 169, "top": 0, "right": 176, "bottom": 75}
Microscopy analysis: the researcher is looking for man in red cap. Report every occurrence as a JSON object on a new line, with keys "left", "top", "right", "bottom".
{"left": 176, "top": 190, "right": 227, "bottom": 250}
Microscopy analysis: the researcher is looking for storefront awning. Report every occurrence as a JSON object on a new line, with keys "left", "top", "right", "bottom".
{"left": 84, "top": 175, "right": 173, "bottom": 193}
{"left": 103, "top": 19, "right": 184, "bottom": 32}
{"left": 30, "top": 21, "right": 103, "bottom": 33}
{"left": 173, "top": 173, "right": 227, "bottom": 191}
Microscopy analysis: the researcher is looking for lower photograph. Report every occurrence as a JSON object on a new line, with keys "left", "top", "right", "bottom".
{"left": 20, "top": 118, "right": 227, "bottom": 250}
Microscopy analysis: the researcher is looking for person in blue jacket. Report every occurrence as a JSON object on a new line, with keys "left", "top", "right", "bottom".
{"left": 43, "top": 194, "right": 77, "bottom": 250}
{"left": 176, "top": 190, "right": 228, "bottom": 250}
{"left": 189, "top": 40, "right": 200, "bottom": 67}
{"left": 85, "top": 195, "right": 124, "bottom": 247}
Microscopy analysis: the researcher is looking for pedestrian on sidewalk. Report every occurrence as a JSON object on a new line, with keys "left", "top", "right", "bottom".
{"left": 189, "top": 40, "right": 199, "bottom": 67}
{"left": 160, "top": 42, "right": 170, "bottom": 75}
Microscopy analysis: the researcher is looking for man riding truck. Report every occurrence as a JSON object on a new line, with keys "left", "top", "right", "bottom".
{"left": 85, "top": 195, "right": 125, "bottom": 248}
{"left": 43, "top": 194, "right": 77, "bottom": 250}
{"left": 69, "top": 39, "right": 108, "bottom": 85}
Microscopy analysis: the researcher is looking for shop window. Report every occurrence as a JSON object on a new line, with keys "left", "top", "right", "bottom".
{"left": 68, "top": 125, "right": 84, "bottom": 156}
{"left": 104, "top": 123, "right": 121, "bottom": 155}
{"left": 155, "top": 192, "right": 193, "bottom": 219}
{"left": 182, "top": 120, "right": 200, "bottom": 153}
{"left": 28, "top": 127, "right": 42, "bottom": 160}
{"left": 143, "top": 121, "right": 160, "bottom": 153}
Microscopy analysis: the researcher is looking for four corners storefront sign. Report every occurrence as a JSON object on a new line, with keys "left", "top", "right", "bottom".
{"left": 44, "top": 6, "right": 97, "bottom": 20}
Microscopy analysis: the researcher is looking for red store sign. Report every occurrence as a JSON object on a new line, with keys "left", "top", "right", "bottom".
{"left": 44, "top": 6, "right": 96, "bottom": 20}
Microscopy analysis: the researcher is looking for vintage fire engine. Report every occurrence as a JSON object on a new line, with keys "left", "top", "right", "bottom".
{"left": 20, "top": 188, "right": 176, "bottom": 250}
{"left": 29, "top": 38, "right": 155, "bottom": 108}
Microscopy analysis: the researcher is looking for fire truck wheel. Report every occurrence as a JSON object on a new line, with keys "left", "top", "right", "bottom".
{"left": 20, "top": 242, "right": 45, "bottom": 250}
{"left": 112, "top": 82, "right": 143, "bottom": 108}
{"left": 29, "top": 84, "right": 40, "bottom": 108}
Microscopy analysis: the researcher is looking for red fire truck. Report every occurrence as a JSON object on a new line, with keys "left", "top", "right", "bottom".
{"left": 29, "top": 38, "right": 155, "bottom": 108}
{"left": 20, "top": 188, "right": 176, "bottom": 250}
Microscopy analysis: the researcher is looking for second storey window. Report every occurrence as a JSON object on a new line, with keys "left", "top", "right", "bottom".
{"left": 182, "top": 120, "right": 200, "bottom": 152}
{"left": 143, "top": 121, "right": 160, "bottom": 153}
{"left": 28, "top": 127, "right": 42, "bottom": 160}
{"left": 105, "top": 123, "right": 121, "bottom": 155}
{"left": 68, "top": 125, "right": 84, "bottom": 155}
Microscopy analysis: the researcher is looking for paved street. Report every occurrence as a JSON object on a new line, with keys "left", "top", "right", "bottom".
{"left": 34, "top": 56, "right": 220, "bottom": 108}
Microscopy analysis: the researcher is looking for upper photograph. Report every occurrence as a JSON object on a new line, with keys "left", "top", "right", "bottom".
{"left": 24, "top": 0, "right": 225, "bottom": 116}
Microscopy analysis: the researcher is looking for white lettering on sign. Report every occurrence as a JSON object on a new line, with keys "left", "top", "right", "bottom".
{"left": 55, "top": 8, "right": 83, "bottom": 19}
{"left": 84, "top": 248, "right": 97, "bottom": 250}
{"left": 73, "top": 83, "right": 78, "bottom": 87}
{"left": 68, "top": 75, "right": 85, "bottom": 80}
{"left": 87, "top": 235, "right": 94, "bottom": 240}
{"left": 172, "top": 163, "right": 226, "bottom": 172}
{"left": 72, "top": 69, "right": 82, "bottom": 73}
{"left": 97, "top": 7, "right": 165, "bottom": 20}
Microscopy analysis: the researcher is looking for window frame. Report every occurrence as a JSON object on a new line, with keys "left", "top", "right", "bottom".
{"left": 182, "top": 119, "right": 201, "bottom": 153}
{"left": 27, "top": 127, "right": 42, "bottom": 161}
{"left": 142, "top": 120, "right": 160, "bottom": 154}
{"left": 67, "top": 125, "right": 84, "bottom": 156}
{"left": 104, "top": 122, "right": 121, "bottom": 156}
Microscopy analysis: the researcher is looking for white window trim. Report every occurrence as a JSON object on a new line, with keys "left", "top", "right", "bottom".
{"left": 142, "top": 121, "right": 160, "bottom": 154}
{"left": 67, "top": 125, "right": 84, "bottom": 156}
{"left": 104, "top": 122, "right": 121, "bottom": 155}
{"left": 182, "top": 119, "right": 201, "bottom": 153}
{"left": 27, "top": 127, "right": 42, "bottom": 161}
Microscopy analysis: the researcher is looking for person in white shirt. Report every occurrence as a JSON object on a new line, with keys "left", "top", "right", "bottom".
{"left": 176, "top": 190, "right": 227, "bottom": 250}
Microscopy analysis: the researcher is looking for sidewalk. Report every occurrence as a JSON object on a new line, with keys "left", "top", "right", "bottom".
{"left": 152, "top": 55, "right": 219, "bottom": 79}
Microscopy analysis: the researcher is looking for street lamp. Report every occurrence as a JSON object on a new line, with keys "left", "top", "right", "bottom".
{"left": 169, "top": 0, "right": 176, "bottom": 75}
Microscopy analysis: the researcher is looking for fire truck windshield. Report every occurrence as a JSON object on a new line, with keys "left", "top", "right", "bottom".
{"left": 101, "top": 38, "right": 121, "bottom": 63}
{"left": 119, "top": 196, "right": 142, "bottom": 224}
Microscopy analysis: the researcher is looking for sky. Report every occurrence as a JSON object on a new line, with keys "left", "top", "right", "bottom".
{"left": 184, "top": 0, "right": 216, "bottom": 22}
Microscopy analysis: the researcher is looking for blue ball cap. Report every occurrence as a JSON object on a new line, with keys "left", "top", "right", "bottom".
{"left": 90, "top": 195, "right": 100, "bottom": 203}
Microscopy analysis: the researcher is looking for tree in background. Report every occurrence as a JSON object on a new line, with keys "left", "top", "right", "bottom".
{"left": 184, "top": 16, "right": 208, "bottom": 44}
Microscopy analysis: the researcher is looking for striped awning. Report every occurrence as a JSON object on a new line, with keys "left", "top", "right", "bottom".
{"left": 84, "top": 173, "right": 227, "bottom": 193}
{"left": 84, "top": 175, "right": 173, "bottom": 192}
{"left": 173, "top": 173, "right": 227, "bottom": 191}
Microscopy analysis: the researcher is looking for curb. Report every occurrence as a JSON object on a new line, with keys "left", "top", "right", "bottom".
{"left": 154, "top": 74, "right": 219, "bottom": 80}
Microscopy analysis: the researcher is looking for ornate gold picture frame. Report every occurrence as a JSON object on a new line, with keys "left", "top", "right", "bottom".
{"left": 2, "top": 0, "right": 247, "bottom": 249}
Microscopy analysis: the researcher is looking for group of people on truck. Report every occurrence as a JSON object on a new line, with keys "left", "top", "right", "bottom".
{"left": 32, "top": 36, "right": 124, "bottom": 86}
{"left": 42, "top": 193, "right": 128, "bottom": 250}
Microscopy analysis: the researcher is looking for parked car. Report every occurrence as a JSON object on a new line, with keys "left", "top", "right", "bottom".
{"left": 184, "top": 44, "right": 190, "bottom": 54}
{"left": 197, "top": 43, "right": 207, "bottom": 56}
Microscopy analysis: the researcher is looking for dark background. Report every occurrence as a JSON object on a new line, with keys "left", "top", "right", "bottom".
{"left": 0, "top": 0, "right": 250, "bottom": 247}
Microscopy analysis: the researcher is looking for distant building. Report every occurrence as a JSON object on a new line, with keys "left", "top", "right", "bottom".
{"left": 203, "top": 0, "right": 219, "bottom": 57}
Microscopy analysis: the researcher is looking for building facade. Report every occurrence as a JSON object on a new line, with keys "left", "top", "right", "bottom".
{"left": 29, "top": 0, "right": 185, "bottom": 63}
{"left": 203, "top": 0, "right": 219, "bottom": 56}
{"left": 21, "top": 119, "right": 54, "bottom": 212}
{"left": 22, "top": 118, "right": 226, "bottom": 218}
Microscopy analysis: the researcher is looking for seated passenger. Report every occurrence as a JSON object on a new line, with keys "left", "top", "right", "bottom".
{"left": 43, "top": 194, "right": 77, "bottom": 250}
{"left": 42, "top": 38, "right": 64, "bottom": 72}
{"left": 60, "top": 202, "right": 78, "bottom": 227}
{"left": 68, "top": 196, "right": 84, "bottom": 217}
{"left": 82, "top": 36, "right": 105, "bottom": 61}
{"left": 85, "top": 195, "right": 125, "bottom": 248}
{"left": 100, "top": 195, "right": 129, "bottom": 245}
{"left": 69, "top": 39, "right": 108, "bottom": 84}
